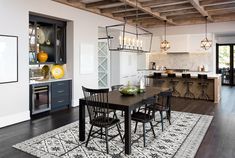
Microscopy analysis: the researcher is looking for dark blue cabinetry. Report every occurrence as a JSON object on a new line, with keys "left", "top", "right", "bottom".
{"left": 51, "top": 80, "right": 72, "bottom": 111}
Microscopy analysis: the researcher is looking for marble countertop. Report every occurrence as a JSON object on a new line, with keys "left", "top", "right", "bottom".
{"left": 29, "top": 78, "right": 72, "bottom": 85}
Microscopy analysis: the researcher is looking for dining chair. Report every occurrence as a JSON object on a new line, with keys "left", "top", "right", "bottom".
{"left": 132, "top": 97, "right": 156, "bottom": 147}
{"left": 111, "top": 85, "right": 124, "bottom": 117}
{"left": 82, "top": 86, "right": 123, "bottom": 154}
{"left": 150, "top": 91, "right": 172, "bottom": 131}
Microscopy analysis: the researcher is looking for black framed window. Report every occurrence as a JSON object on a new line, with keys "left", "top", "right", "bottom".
{"left": 216, "top": 44, "right": 235, "bottom": 85}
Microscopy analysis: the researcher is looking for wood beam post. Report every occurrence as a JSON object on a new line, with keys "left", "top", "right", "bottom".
{"left": 119, "top": 0, "right": 177, "bottom": 25}
{"left": 188, "top": 0, "right": 214, "bottom": 21}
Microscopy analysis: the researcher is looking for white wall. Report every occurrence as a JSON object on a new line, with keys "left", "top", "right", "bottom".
{"left": 0, "top": 0, "right": 122, "bottom": 128}
{"left": 216, "top": 36, "right": 235, "bottom": 44}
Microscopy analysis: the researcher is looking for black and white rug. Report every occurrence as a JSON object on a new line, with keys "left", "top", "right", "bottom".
{"left": 13, "top": 111, "right": 213, "bottom": 158}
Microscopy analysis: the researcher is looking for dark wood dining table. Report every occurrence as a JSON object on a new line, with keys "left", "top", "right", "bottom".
{"left": 79, "top": 87, "right": 169, "bottom": 155}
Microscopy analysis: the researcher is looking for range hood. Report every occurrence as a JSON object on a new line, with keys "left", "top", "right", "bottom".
{"left": 166, "top": 51, "right": 189, "bottom": 54}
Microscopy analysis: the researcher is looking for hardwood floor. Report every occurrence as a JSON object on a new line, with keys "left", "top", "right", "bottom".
{"left": 0, "top": 86, "right": 235, "bottom": 158}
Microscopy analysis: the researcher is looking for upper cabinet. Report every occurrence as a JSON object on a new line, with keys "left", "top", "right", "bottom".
{"left": 29, "top": 15, "right": 66, "bottom": 65}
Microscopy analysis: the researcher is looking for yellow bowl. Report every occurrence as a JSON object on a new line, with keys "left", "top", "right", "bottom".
{"left": 51, "top": 65, "right": 64, "bottom": 79}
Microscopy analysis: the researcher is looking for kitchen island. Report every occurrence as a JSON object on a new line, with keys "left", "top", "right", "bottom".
{"left": 140, "top": 70, "right": 221, "bottom": 103}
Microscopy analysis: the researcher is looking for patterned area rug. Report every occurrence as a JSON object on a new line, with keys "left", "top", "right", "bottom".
{"left": 13, "top": 111, "right": 213, "bottom": 158}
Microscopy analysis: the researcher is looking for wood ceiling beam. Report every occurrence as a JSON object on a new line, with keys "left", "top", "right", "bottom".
{"left": 173, "top": 17, "right": 206, "bottom": 25}
{"left": 124, "top": 14, "right": 153, "bottom": 20}
{"left": 187, "top": 0, "right": 213, "bottom": 21}
{"left": 204, "top": 3, "right": 235, "bottom": 11}
{"left": 208, "top": 7, "right": 235, "bottom": 15}
{"left": 66, "top": 0, "right": 81, "bottom": 2}
{"left": 212, "top": 12, "right": 235, "bottom": 22}
{"left": 161, "top": 8, "right": 198, "bottom": 17}
{"left": 54, "top": 0, "right": 137, "bottom": 26}
{"left": 112, "top": 10, "right": 144, "bottom": 17}
{"left": 138, "top": 20, "right": 163, "bottom": 26}
{"left": 151, "top": 3, "right": 193, "bottom": 12}
{"left": 132, "top": 18, "right": 162, "bottom": 23}
{"left": 200, "top": 0, "right": 235, "bottom": 6}
{"left": 119, "top": 0, "right": 177, "bottom": 25}
{"left": 85, "top": 0, "right": 120, "bottom": 8}
{"left": 167, "top": 13, "right": 202, "bottom": 20}
{"left": 100, "top": 6, "right": 133, "bottom": 13}
{"left": 141, "top": 0, "right": 188, "bottom": 7}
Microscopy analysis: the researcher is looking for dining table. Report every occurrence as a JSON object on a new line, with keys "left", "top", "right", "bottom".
{"left": 79, "top": 86, "right": 169, "bottom": 155}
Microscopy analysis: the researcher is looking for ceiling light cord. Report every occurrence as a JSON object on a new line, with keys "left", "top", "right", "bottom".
{"left": 164, "top": 20, "right": 167, "bottom": 41}
{"left": 205, "top": 16, "right": 208, "bottom": 38}
{"left": 124, "top": 0, "right": 127, "bottom": 23}
{"left": 135, "top": 0, "right": 138, "bottom": 39}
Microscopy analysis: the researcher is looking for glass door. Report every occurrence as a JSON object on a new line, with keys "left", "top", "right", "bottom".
{"left": 216, "top": 44, "right": 235, "bottom": 85}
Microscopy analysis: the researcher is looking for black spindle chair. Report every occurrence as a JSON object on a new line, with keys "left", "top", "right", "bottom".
{"left": 132, "top": 97, "right": 156, "bottom": 147}
{"left": 150, "top": 91, "right": 172, "bottom": 131}
{"left": 82, "top": 86, "right": 123, "bottom": 154}
{"left": 111, "top": 85, "right": 124, "bottom": 117}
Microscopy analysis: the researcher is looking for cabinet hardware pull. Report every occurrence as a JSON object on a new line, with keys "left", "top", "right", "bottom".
{"left": 57, "top": 90, "right": 64, "bottom": 93}
{"left": 58, "top": 100, "right": 64, "bottom": 103}
{"left": 57, "top": 83, "right": 64, "bottom": 86}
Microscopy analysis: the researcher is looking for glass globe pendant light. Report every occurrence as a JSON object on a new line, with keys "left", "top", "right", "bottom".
{"left": 160, "top": 20, "right": 170, "bottom": 51}
{"left": 201, "top": 16, "right": 212, "bottom": 50}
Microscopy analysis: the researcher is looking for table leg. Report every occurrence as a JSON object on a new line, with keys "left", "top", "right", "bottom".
{"left": 79, "top": 100, "right": 85, "bottom": 141}
{"left": 124, "top": 108, "right": 131, "bottom": 155}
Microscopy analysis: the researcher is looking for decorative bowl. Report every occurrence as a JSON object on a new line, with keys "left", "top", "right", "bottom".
{"left": 119, "top": 85, "right": 138, "bottom": 96}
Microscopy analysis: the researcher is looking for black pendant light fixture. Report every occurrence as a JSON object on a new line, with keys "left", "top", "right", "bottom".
{"left": 201, "top": 16, "right": 212, "bottom": 50}
{"left": 105, "top": 0, "right": 153, "bottom": 53}
{"left": 160, "top": 20, "right": 170, "bottom": 51}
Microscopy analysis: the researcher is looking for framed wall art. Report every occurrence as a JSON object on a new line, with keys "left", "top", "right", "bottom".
{"left": 0, "top": 35, "right": 18, "bottom": 84}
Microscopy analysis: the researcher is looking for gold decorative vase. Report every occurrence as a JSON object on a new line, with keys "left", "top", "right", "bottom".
{"left": 37, "top": 51, "right": 48, "bottom": 63}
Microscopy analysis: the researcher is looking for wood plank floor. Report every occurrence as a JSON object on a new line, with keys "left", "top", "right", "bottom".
{"left": 0, "top": 86, "right": 235, "bottom": 158}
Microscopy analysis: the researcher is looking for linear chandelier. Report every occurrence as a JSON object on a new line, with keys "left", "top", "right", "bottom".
{"left": 105, "top": 0, "right": 153, "bottom": 53}
{"left": 201, "top": 16, "right": 212, "bottom": 50}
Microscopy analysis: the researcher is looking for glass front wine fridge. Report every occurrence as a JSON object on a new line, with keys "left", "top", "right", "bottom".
{"left": 30, "top": 83, "right": 51, "bottom": 116}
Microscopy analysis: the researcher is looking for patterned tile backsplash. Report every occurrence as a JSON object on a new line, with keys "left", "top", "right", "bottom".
{"left": 149, "top": 53, "right": 213, "bottom": 71}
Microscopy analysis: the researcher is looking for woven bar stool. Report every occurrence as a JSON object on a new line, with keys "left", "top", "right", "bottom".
{"left": 168, "top": 73, "right": 180, "bottom": 97}
{"left": 182, "top": 73, "right": 195, "bottom": 99}
{"left": 153, "top": 72, "right": 165, "bottom": 87}
{"left": 198, "top": 74, "right": 209, "bottom": 100}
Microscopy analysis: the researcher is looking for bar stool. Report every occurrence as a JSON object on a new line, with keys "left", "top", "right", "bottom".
{"left": 182, "top": 74, "right": 195, "bottom": 99}
{"left": 168, "top": 73, "right": 180, "bottom": 97}
{"left": 198, "top": 74, "right": 209, "bottom": 100}
{"left": 144, "top": 75, "right": 151, "bottom": 86}
{"left": 153, "top": 72, "right": 165, "bottom": 87}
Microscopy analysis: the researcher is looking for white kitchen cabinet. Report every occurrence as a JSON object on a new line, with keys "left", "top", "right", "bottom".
{"left": 110, "top": 51, "right": 138, "bottom": 86}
